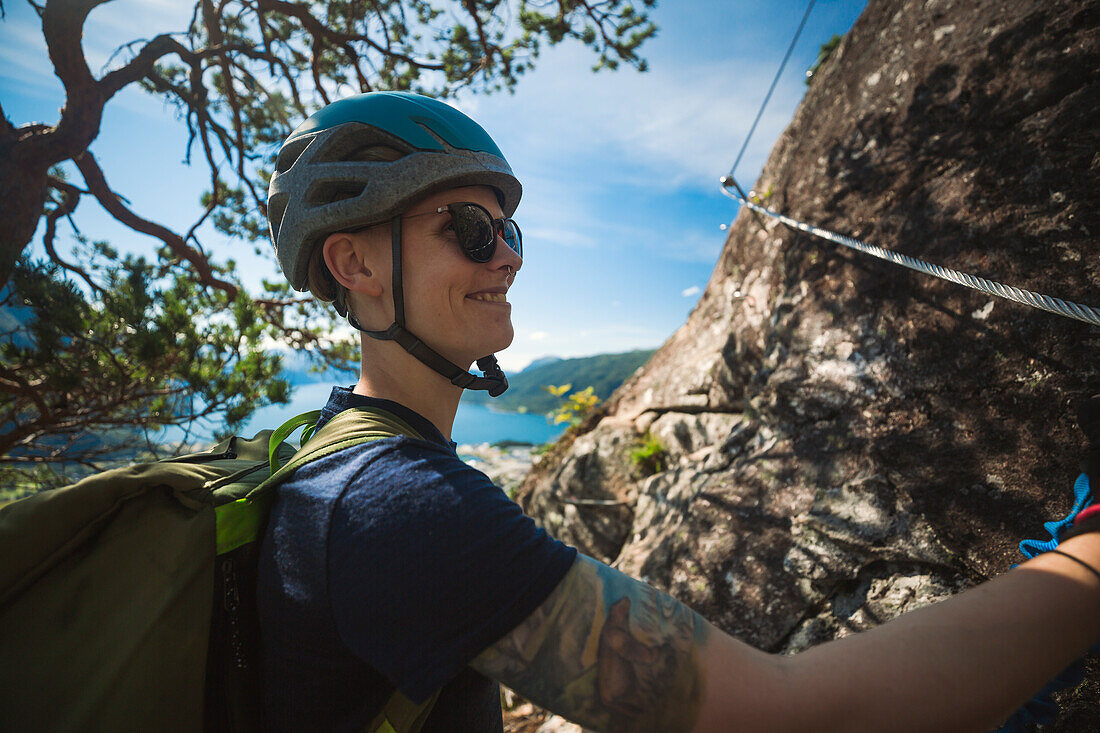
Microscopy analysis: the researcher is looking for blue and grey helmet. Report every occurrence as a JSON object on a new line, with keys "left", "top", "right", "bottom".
{"left": 267, "top": 92, "right": 522, "bottom": 292}
{"left": 267, "top": 92, "right": 520, "bottom": 396}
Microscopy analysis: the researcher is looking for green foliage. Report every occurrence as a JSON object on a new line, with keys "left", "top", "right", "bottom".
{"left": 545, "top": 384, "right": 599, "bottom": 427}
{"left": 749, "top": 185, "right": 774, "bottom": 205}
{"left": 127, "top": 0, "right": 660, "bottom": 245}
{"left": 202, "top": 179, "right": 268, "bottom": 242}
{"left": 466, "top": 349, "right": 655, "bottom": 412}
{"left": 4, "top": 1, "right": 661, "bottom": 489}
{"left": 805, "top": 34, "right": 841, "bottom": 85}
{"left": 0, "top": 253, "right": 296, "bottom": 490}
{"left": 1, "top": 465, "right": 71, "bottom": 507}
{"left": 630, "top": 431, "right": 666, "bottom": 476}
{"left": 543, "top": 383, "right": 570, "bottom": 397}
{"left": 519, "top": 0, "right": 657, "bottom": 73}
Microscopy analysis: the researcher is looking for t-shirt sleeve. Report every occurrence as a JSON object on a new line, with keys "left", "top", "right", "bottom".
{"left": 327, "top": 438, "right": 577, "bottom": 702}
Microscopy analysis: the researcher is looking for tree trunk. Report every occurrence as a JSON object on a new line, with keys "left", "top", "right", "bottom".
{"left": 0, "top": 140, "right": 50, "bottom": 289}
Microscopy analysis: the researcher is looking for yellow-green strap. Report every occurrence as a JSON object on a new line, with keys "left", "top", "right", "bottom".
{"left": 246, "top": 408, "right": 425, "bottom": 501}
{"left": 214, "top": 409, "right": 324, "bottom": 554}
{"left": 366, "top": 689, "right": 441, "bottom": 733}
{"left": 268, "top": 410, "right": 323, "bottom": 472}
{"left": 215, "top": 496, "right": 271, "bottom": 555}
{"left": 216, "top": 407, "right": 426, "bottom": 554}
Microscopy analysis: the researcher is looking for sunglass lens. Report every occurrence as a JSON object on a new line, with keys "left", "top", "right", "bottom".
{"left": 446, "top": 203, "right": 522, "bottom": 262}
{"left": 451, "top": 205, "right": 494, "bottom": 262}
{"left": 502, "top": 220, "right": 522, "bottom": 258}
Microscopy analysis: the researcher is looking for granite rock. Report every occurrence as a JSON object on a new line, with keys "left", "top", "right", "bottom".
{"left": 514, "top": 0, "right": 1100, "bottom": 726}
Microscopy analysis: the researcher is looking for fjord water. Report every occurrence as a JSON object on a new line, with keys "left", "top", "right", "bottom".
{"left": 452, "top": 399, "right": 566, "bottom": 445}
{"left": 239, "top": 381, "right": 566, "bottom": 446}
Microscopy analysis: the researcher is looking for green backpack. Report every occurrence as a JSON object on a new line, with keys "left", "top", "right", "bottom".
{"left": 0, "top": 406, "right": 440, "bottom": 733}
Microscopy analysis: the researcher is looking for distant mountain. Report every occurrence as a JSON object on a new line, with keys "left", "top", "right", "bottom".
{"left": 466, "top": 349, "right": 655, "bottom": 413}
{"left": 275, "top": 349, "right": 358, "bottom": 386}
{"left": 521, "top": 356, "right": 564, "bottom": 372}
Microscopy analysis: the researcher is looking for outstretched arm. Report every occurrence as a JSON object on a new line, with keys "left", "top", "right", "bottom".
{"left": 471, "top": 553, "right": 750, "bottom": 732}
{"left": 751, "top": 531, "right": 1100, "bottom": 732}
{"left": 473, "top": 535, "right": 1100, "bottom": 732}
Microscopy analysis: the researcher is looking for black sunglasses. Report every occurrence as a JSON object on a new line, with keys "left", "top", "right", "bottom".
{"left": 412, "top": 201, "right": 523, "bottom": 263}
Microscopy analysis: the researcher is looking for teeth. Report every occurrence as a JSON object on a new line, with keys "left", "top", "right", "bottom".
{"left": 470, "top": 292, "right": 507, "bottom": 303}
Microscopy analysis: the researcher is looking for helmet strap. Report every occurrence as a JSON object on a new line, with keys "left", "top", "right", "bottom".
{"left": 345, "top": 216, "right": 509, "bottom": 397}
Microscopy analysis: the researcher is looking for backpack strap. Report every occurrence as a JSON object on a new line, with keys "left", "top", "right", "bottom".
{"left": 367, "top": 688, "right": 442, "bottom": 733}
{"left": 266, "top": 410, "right": 323, "bottom": 473}
{"left": 227, "top": 405, "right": 441, "bottom": 733}
{"left": 260, "top": 405, "right": 426, "bottom": 487}
{"left": 216, "top": 405, "right": 427, "bottom": 547}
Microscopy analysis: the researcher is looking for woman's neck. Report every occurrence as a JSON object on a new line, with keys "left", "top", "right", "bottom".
{"left": 352, "top": 338, "right": 465, "bottom": 441}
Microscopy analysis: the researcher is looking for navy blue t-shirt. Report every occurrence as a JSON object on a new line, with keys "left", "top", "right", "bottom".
{"left": 257, "top": 387, "right": 577, "bottom": 732}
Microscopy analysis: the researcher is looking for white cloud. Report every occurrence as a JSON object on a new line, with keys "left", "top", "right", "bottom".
{"left": 0, "top": 2, "right": 202, "bottom": 120}
{"left": 681, "top": 285, "right": 701, "bottom": 298}
{"left": 528, "top": 331, "right": 548, "bottom": 341}
{"left": 482, "top": 43, "right": 806, "bottom": 191}
{"left": 524, "top": 227, "right": 598, "bottom": 249}
{"left": 498, "top": 318, "right": 670, "bottom": 374}
{"left": 612, "top": 67, "right": 800, "bottom": 184}
{"left": 575, "top": 324, "right": 666, "bottom": 340}
{"left": 83, "top": 1, "right": 195, "bottom": 66}
{"left": 662, "top": 229, "right": 726, "bottom": 264}
{"left": 0, "top": 19, "right": 54, "bottom": 84}
{"left": 495, "top": 351, "right": 537, "bottom": 373}
{"left": 448, "top": 96, "right": 480, "bottom": 117}
{"left": 467, "top": 47, "right": 798, "bottom": 272}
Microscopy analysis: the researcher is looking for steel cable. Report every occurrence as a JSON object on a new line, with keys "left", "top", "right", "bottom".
{"left": 720, "top": 178, "right": 1100, "bottom": 327}
{"left": 727, "top": 0, "right": 818, "bottom": 178}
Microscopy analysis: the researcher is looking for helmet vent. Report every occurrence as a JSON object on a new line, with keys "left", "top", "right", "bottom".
{"left": 308, "top": 181, "right": 367, "bottom": 205}
{"left": 267, "top": 192, "right": 289, "bottom": 231}
{"left": 275, "top": 137, "right": 312, "bottom": 173}
{"left": 345, "top": 144, "right": 405, "bottom": 163}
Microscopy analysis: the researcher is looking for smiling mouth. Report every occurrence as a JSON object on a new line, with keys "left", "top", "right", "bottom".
{"left": 468, "top": 292, "right": 508, "bottom": 303}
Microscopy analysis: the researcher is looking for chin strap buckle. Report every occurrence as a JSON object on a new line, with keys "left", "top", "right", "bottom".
{"left": 475, "top": 356, "right": 509, "bottom": 397}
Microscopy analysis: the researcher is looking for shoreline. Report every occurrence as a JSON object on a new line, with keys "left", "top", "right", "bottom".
{"left": 457, "top": 442, "right": 540, "bottom": 496}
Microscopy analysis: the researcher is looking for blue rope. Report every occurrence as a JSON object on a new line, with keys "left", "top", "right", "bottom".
{"left": 1018, "top": 473, "right": 1094, "bottom": 559}
{"left": 995, "top": 472, "right": 1096, "bottom": 732}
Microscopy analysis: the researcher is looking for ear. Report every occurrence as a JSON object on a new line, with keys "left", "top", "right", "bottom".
{"left": 323, "top": 232, "right": 384, "bottom": 297}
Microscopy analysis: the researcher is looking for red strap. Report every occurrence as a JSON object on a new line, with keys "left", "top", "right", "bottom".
{"left": 1073, "top": 503, "right": 1100, "bottom": 525}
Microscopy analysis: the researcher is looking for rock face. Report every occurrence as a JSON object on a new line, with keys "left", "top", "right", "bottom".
{"left": 516, "top": 0, "right": 1099, "bottom": 726}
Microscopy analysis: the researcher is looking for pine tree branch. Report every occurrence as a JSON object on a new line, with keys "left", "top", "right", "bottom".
{"left": 42, "top": 176, "right": 105, "bottom": 296}
{"left": 255, "top": 0, "right": 446, "bottom": 73}
{"left": 72, "top": 150, "right": 240, "bottom": 296}
{"left": 201, "top": 0, "right": 249, "bottom": 188}
{"left": 99, "top": 34, "right": 186, "bottom": 99}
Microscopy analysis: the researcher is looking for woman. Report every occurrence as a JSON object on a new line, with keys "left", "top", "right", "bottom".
{"left": 259, "top": 91, "right": 1100, "bottom": 732}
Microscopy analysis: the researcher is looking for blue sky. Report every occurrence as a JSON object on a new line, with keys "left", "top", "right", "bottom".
{"left": 1, "top": 0, "right": 867, "bottom": 372}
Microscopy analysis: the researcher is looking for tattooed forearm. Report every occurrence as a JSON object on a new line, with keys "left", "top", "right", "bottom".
{"left": 473, "top": 555, "right": 710, "bottom": 733}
